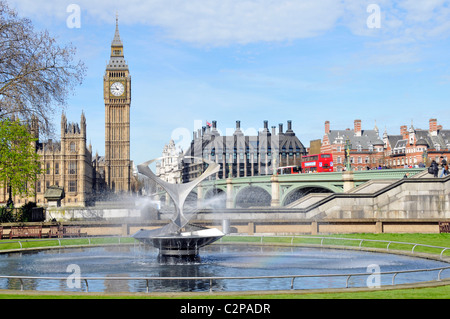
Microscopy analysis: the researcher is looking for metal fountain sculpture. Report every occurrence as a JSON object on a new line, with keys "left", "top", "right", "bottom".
{"left": 132, "top": 157, "right": 224, "bottom": 262}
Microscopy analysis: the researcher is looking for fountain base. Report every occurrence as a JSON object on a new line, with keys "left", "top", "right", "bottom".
{"left": 157, "top": 253, "right": 201, "bottom": 264}
{"left": 132, "top": 225, "right": 224, "bottom": 263}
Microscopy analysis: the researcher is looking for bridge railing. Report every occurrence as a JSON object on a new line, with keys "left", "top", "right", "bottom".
{"left": 200, "top": 168, "right": 426, "bottom": 184}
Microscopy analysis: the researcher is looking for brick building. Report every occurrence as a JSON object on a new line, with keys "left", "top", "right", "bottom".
{"left": 320, "top": 119, "right": 385, "bottom": 171}
{"left": 383, "top": 118, "right": 450, "bottom": 168}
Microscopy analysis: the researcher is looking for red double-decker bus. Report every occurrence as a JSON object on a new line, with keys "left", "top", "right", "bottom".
{"left": 301, "top": 153, "right": 333, "bottom": 173}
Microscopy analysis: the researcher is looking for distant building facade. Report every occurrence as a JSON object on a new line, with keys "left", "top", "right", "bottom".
{"left": 321, "top": 118, "right": 450, "bottom": 171}
{"left": 383, "top": 118, "right": 450, "bottom": 168}
{"left": 182, "top": 120, "right": 308, "bottom": 182}
{"left": 321, "top": 119, "right": 385, "bottom": 171}
{"left": 156, "top": 139, "right": 183, "bottom": 184}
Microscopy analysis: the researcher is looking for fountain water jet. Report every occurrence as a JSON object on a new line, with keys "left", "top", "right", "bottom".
{"left": 132, "top": 156, "right": 224, "bottom": 262}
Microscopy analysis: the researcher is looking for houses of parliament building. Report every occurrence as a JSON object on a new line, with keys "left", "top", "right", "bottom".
{"left": 0, "top": 18, "right": 134, "bottom": 207}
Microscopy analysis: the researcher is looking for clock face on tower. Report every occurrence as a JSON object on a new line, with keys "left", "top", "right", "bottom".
{"left": 110, "top": 81, "right": 125, "bottom": 97}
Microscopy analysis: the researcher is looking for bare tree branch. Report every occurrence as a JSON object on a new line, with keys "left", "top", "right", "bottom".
{"left": 0, "top": 1, "right": 86, "bottom": 134}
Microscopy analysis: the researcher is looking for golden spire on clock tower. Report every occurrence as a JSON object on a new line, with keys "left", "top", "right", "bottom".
{"left": 107, "top": 13, "right": 127, "bottom": 70}
{"left": 112, "top": 12, "right": 122, "bottom": 46}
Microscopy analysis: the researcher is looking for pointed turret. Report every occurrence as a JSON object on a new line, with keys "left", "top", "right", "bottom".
{"left": 80, "top": 111, "right": 86, "bottom": 138}
{"left": 61, "top": 112, "right": 67, "bottom": 134}
{"left": 112, "top": 13, "right": 123, "bottom": 47}
{"left": 107, "top": 13, "right": 127, "bottom": 70}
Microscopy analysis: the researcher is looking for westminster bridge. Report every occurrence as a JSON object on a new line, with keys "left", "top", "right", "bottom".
{"left": 191, "top": 168, "right": 425, "bottom": 208}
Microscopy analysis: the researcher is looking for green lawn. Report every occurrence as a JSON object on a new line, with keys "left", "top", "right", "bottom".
{"left": 0, "top": 233, "right": 449, "bottom": 299}
{"left": 1, "top": 285, "right": 449, "bottom": 299}
{"left": 221, "top": 233, "right": 450, "bottom": 256}
{"left": 0, "top": 236, "right": 135, "bottom": 251}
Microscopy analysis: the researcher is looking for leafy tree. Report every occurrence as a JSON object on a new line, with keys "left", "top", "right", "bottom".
{"left": 18, "top": 201, "right": 37, "bottom": 222}
{"left": 0, "top": 1, "right": 86, "bottom": 134}
{"left": 0, "top": 118, "right": 41, "bottom": 203}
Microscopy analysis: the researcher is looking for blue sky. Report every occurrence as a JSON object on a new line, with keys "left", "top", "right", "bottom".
{"left": 7, "top": 0, "right": 450, "bottom": 166}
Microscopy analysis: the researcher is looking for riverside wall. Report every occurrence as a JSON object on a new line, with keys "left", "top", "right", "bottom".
{"left": 0, "top": 218, "right": 444, "bottom": 237}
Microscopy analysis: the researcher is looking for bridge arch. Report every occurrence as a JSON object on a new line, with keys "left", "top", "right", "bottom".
{"left": 203, "top": 187, "right": 227, "bottom": 208}
{"left": 282, "top": 185, "right": 334, "bottom": 206}
{"left": 235, "top": 185, "right": 272, "bottom": 208}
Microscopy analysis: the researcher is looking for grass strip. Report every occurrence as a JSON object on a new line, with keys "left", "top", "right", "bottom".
{"left": 220, "top": 233, "right": 450, "bottom": 256}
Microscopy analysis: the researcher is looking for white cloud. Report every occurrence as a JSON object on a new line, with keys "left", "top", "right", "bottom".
{"left": 398, "top": 0, "right": 446, "bottom": 23}
{"left": 9, "top": 0, "right": 344, "bottom": 45}
{"left": 147, "top": 0, "right": 344, "bottom": 45}
{"left": 8, "top": 0, "right": 450, "bottom": 46}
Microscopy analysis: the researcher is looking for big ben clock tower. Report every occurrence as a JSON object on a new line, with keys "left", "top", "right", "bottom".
{"left": 104, "top": 15, "right": 131, "bottom": 192}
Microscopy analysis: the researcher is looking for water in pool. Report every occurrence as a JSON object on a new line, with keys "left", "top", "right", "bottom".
{"left": 0, "top": 244, "right": 448, "bottom": 292}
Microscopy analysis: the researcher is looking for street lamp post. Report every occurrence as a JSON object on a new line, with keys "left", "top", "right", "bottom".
{"left": 345, "top": 139, "right": 352, "bottom": 171}
{"left": 423, "top": 149, "right": 428, "bottom": 166}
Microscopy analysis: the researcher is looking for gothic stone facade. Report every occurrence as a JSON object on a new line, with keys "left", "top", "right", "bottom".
{"left": 0, "top": 113, "right": 94, "bottom": 207}
{"left": 102, "top": 16, "right": 132, "bottom": 193}
{"left": 0, "top": 18, "right": 133, "bottom": 207}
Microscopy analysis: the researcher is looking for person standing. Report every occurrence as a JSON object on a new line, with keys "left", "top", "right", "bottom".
{"left": 439, "top": 156, "right": 448, "bottom": 177}
{"left": 431, "top": 160, "right": 439, "bottom": 177}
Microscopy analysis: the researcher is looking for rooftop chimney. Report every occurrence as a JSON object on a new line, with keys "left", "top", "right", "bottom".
{"left": 400, "top": 125, "right": 408, "bottom": 139}
{"left": 325, "top": 121, "right": 330, "bottom": 134}
{"left": 285, "top": 120, "right": 295, "bottom": 136}
{"left": 354, "top": 119, "right": 362, "bottom": 136}
{"left": 234, "top": 120, "right": 243, "bottom": 136}
{"left": 429, "top": 118, "right": 438, "bottom": 136}
{"left": 261, "top": 120, "right": 270, "bottom": 135}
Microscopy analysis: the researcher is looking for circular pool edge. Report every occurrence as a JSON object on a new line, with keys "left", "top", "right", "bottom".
{"left": 0, "top": 239, "right": 448, "bottom": 295}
